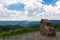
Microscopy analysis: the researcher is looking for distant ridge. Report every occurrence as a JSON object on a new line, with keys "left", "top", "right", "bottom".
{"left": 0, "top": 20, "right": 60, "bottom": 25}
{"left": 50, "top": 20, "right": 60, "bottom": 25}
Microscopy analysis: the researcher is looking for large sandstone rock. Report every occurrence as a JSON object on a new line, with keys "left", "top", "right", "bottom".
{"left": 40, "top": 19, "right": 56, "bottom": 37}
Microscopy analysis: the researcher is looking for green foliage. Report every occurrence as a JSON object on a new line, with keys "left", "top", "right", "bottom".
{"left": 56, "top": 24, "right": 60, "bottom": 32}
{"left": 0, "top": 24, "right": 24, "bottom": 32}
{"left": 0, "top": 22, "right": 40, "bottom": 37}
{"left": 0, "top": 27, "right": 39, "bottom": 37}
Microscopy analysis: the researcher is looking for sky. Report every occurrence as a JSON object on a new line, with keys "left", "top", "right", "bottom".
{"left": 0, "top": 0, "right": 60, "bottom": 21}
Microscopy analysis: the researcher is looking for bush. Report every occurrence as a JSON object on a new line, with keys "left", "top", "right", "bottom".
{"left": 56, "top": 25, "right": 60, "bottom": 32}
{"left": 0, "top": 27, "right": 39, "bottom": 37}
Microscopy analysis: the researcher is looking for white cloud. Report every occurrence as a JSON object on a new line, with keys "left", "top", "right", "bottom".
{"left": 56, "top": 1, "right": 60, "bottom": 8}
{"left": 37, "top": 4, "right": 60, "bottom": 20}
{"left": 24, "top": 1, "right": 43, "bottom": 16}
{"left": 0, "top": 0, "right": 60, "bottom": 21}
{"left": 0, "top": 6, "right": 28, "bottom": 20}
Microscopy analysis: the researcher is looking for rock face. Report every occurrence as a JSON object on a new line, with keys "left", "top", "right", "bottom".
{"left": 40, "top": 19, "right": 56, "bottom": 37}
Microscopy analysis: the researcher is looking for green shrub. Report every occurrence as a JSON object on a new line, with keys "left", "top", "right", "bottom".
{"left": 0, "top": 27, "right": 39, "bottom": 37}
{"left": 56, "top": 25, "right": 60, "bottom": 32}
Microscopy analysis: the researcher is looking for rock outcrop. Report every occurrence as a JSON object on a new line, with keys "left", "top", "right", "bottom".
{"left": 40, "top": 19, "right": 56, "bottom": 37}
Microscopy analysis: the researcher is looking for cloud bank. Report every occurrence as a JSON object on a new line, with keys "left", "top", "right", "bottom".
{"left": 0, "top": 0, "right": 60, "bottom": 21}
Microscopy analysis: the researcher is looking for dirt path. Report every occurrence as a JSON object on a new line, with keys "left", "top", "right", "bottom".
{"left": 0, "top": 31, "right": 60, "bottom": 40}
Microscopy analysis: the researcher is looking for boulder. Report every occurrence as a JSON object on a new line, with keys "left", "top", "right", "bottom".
{"left": 40, "top": 19, "right": 56, "bottom": 37}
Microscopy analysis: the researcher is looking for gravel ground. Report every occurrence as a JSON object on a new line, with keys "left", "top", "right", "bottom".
{"left": 0, "top": 31, "right": 60, "bottom": 40}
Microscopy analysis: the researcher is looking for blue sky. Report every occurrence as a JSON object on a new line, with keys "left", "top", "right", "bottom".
{"left": 0, "top": 0, "right": 60, "bottom": 21}
{"left": 5, "top": 0, "right": 58, "bottom": 11}
{"left": 42, "top": 0, "right": 58, "bottom": 6}
{"left": 5, "top": 3, "right": 25, "bottom": 11}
